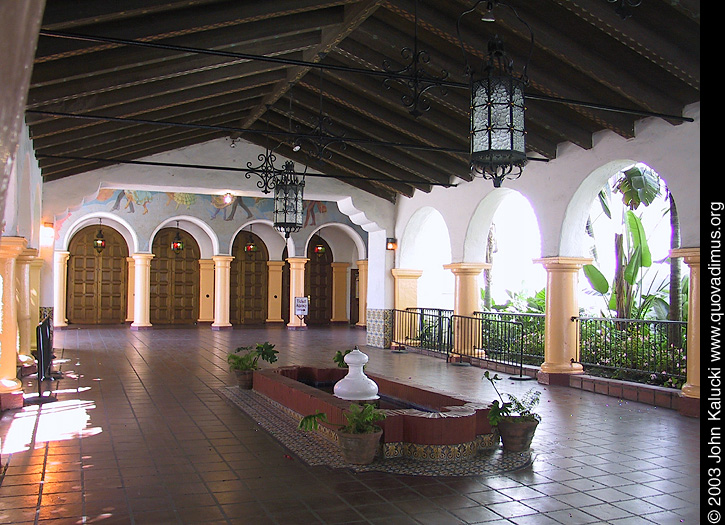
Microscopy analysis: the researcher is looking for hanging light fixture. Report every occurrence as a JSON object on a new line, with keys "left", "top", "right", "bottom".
{"left": 93, "top": 219, "right": 106, "bottom": 254}
{"left": 313, "top": 243, "right": 326, "bottom": 257}
{"left": 170, "top": 220, "right": 184, "bottom": 254}
{"left": 458, "top": 1, "right": 534, "bottom": 188}
{"left": 244, "top": 225, "right": 258, "bottom": 255}
{"left": 273, "top": 161, "right": 306, "bottom": 238}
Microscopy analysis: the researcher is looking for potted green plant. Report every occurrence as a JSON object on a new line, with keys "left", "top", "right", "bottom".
{"left": 484, "top": 371, "right": 541, "bottom": 452}
{"left": 227, "top": 342, "right": 278, "bottom": 389}
{"left": 298, "top": 403, "right": 386, "bottom": 464}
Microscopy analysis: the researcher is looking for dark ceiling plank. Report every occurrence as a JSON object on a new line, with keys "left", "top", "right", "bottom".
{"left": 556, "top": 0, "right": 699, "bottom": 91}
{"left": 28, "top": 79, "right": 280, "bottom": 149}
{"left": 27, "top": 64, "right": 289, "bottom": 136}
{"left": 32, "top": 10, "right": 343, "bottom": 86}
{"left": 240, "top": 130, "right": 410, "bottom": 201}
{"left": 240, "top": 0, "right": 386, "bottom": 133}
{"left": 263, "top": 110, "right": 437, "bottom": 193}
{"left": 36, "top": 1, "right": 350, "bottom": 60}
{"left": 40, "top": 0, "right": 225, "bottom": 31}
{"left": 288, "top": 84, "right": 466, "bottom": 182}
{"left": 28, "top": 31, "right": 322, "bottom": 109}
{"left": 33, "top": 100, "right": 261, "bottom": 159}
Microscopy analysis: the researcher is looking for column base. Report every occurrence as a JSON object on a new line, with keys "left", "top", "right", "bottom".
{"left": 211, "top": 324, "right": 233, "bottom": 331}
{"left": 676, "top": 393, "right": 700, "bottom": 418}
{"left": 0, "top": 390, "right": 24, "bottom": 411}
{"left": 130, "top": 324, "right": 153, "bottom": 331}
{"left": 537, "top": 370, "right": 583, "bottom": 386}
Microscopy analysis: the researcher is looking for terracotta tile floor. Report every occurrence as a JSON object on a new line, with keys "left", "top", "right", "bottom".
{"left": 0, "top": 325, "right": 700, "bottom": 524}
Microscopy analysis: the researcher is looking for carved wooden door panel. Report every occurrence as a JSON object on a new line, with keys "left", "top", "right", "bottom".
{"left": 150, "top": 228, "right": 199, "bottom": 324}
{"left": 67, "top": 225, "right": 128, "bottom": 324}
{"left": 230, "top": 232, "right": 268, "bottom": 324}
{"left": 305, "top": 235, "right": 332, "bottom": 324}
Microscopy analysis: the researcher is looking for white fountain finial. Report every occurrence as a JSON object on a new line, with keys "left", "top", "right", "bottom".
{"left": 333, "top": 346, "right": 379, "bottom": 401}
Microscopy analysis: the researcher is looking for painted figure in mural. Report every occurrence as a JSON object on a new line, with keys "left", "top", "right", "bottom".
{"left": 304, "top": 201, "right": 327, "bottom": 227}
{"left": 166, "top": 192, "right": 197, "bottom": 209}
{"left": 209, "top": 195, "right": 253, "bottom": 221}
{"left": 111, "top": 190, "right": 154, "bottom": 214}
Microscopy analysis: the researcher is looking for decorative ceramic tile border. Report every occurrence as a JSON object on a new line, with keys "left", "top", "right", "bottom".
{"left": 219, "top": 386, "right": 533, "bottom": 476}
{"left": 366, "top": 309, "right": 392, "bottom": 348}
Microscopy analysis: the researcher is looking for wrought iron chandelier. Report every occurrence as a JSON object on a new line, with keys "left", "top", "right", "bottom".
{"left": 273, "top": 161, "right": 306, "bottom": 239}
{"left": 458, "top": 0, "right": 534, "bottom": 188}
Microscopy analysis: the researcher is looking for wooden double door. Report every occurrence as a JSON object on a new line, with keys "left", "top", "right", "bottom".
{"left": 150, "top": 228, "right": 200, "bottom": 324}
{"left": 230, "top": 232, "right": 268, "bottom": 325}
{"left": 67, "top": 226, "right": 128, "bottom": 324}
{"left": 281, "top": 235, "right": 333, "bottom": 325}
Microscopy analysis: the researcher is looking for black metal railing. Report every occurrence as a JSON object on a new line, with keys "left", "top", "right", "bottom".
{"left": 392, "top": 308, "right": 452, "bottom": 355}
{"left": 450, "top": 315, "right": 524, "bottom": 364}
{"left": 575, "top": 316, "right": 688, "bottom": 387}
{"left": 475, "top": 311, "right": 545, "bottom": 365}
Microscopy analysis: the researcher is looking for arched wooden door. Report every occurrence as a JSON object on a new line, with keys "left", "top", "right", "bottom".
{"left": 230, "top": 231, "right": 268, "bottom": 324}
{"left": 150, "top": 227, "right": 200, "bottom": 324}
{"left": 305, "top": 235, "right": 332, "bottom": 325}
{"left": 67, "top": 225, "right": 129, "bottom": 324}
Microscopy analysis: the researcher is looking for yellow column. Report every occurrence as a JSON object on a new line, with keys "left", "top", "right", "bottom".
{"left": 671, "top": 248, "right": 700, "bottom": 403}
{"left": 444, "top": 263, "right": 489, "bottom": 316}
{"left": 198, "top": 259, "right": 215, "bottom": 323}
{"left": 0, "top": 237, "right": 27, "bottom": 395}
{"left": 444, "top": 263, "right": 488, "bottom": 358}
{"left": 53, "top": 250, "right": 70, "bottom": 328}
{"left": 29, "top": 258, "right": 43, "bottom": 351}
{"left": 212, "top": 256, "right": 234, "bottom": 330}
{"left": 331, "top": 262, "right": 350, "bottom": 323}
{"left": 287, "top": 257, "right": 309, "bottom": 330}
{"left": 535, "top": 257, "right": 591, "bottom": 381}
{"left": 125, "top": 257, "right": 135, "bottom": 323}
{"left": 356, "top": 259, "right": 368, "bottom": 328}
{"left": 391, "top": 269, "right": 424, "bottom": 311}
{"left": 131, "top": 253, "right": 154, "bottom": 330}
{"left": 266, "top": 261, "right": 285, "bottom": 323}
{"left": 16, "top": 248, "right": 37, "bottom": 363}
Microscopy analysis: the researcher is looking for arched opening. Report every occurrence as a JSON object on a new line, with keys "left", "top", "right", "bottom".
{"left": 67, "top": 225, "right": 129, "bottom": 324}
{"left": 305, "top": 234, "right": 333, "bottom": 324}
{"left": 400, "top": 207, "right": 453, "bottom": 309}
{"left": 230, "top": 230, "right": 269, "bottom": 324}
{"left": 150, "top": 227, "right": 200, "bottom": 324}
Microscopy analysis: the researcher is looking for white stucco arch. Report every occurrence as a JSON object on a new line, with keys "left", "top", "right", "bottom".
{"left": 151, "top": 215, "right": 218, "bottom": 259}
{"left": 62, "top": 211, "right": 139, "bottom": 254}
{"left": 229, "top": 219, "right": 286, "bottom": 260}
{"left": 306, "top": 222, "right": 366, "bottom": 264}
{"left": 399, "top": 206, "right": 454, "bottom": 309}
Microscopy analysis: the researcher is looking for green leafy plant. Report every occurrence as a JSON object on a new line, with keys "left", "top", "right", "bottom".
{"left": 298, "top": 403, "right": 385, "bottom": 434}
{"left": 333, "top": 349, "right": 352, "bottom": 368}
{"left": 483, "top": 371, "right": 541, "bottom": 427}
{"left": 227, "top": 341, "right": 278, "bottom": 371}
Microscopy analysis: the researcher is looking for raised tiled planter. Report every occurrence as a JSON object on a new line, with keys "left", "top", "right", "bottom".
{"left": 568, "top": 374, "right": 680, "bottom": 409}
{"left": 253, "top": 366, "right": 498, "bottom": 461}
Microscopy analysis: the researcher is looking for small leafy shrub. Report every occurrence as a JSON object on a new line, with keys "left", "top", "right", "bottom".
{"left": 227, "top": 341, "right": 278, "bottom": 371}
{"left": 484, "top": 371, "right": 541, "bottom": 426}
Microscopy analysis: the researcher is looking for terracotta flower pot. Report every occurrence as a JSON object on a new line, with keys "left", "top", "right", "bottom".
{"left": 235, "top": 369, "right": 254, "bottom": 390}
{"left": 337, "top": 429, "right": 383, "bottom": 464}
{"left": 497, "top": 417, "right": 538, "bottom": 452}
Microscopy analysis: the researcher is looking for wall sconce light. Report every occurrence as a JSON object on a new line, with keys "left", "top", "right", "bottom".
{"left": 223, "top": 192, "right": 234, "bottom": 205}
{"left": 386, "top": 238, "right": 397, "bottom": 250}
{"left": 170, "top": 220, "right": 184, "bottom": 254}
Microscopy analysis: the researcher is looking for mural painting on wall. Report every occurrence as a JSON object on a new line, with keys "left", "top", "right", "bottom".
{"left": 65, "top": 189, "right": 345, "bottom": 233}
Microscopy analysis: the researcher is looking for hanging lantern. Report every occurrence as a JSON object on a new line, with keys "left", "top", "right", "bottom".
{"left": 244, "top": 234, "right": 258, "bottom": 255}
{"left": 313, "top": 244, "right": 326, "bottom": 257}
{"left": 93, "top": 220, "right": 106, "bottom": 254}
{"left": 170, "top": 221, "right": 184, "bottom": 254}
{"left": 470, "top": 36, "right": 527, "bottom": 187}
{"left": 273, "top": 161, "right": 305, "bottom": 238}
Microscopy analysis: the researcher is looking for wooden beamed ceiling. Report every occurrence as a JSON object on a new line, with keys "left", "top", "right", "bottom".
{"left": 27, "top": 0, "right": 700, "bottom": 202}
